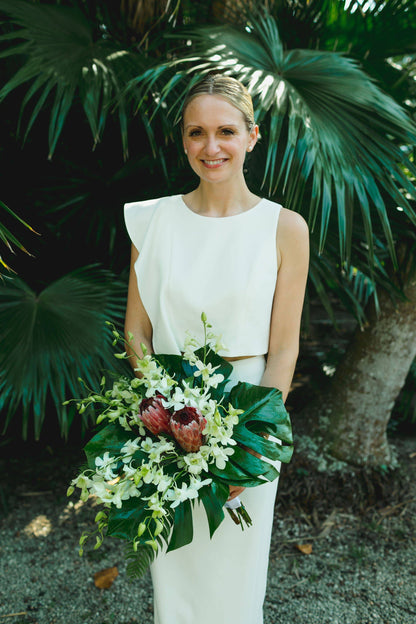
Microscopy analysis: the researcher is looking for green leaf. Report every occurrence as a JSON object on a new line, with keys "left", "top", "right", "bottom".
{"left": 167, "top": 499, "right": 193, "bottom": 552}
{"left": 0, "top": 265, "right": 128, "bottom": 439}
{"left": 107, "top": 497, "right": 149, "bottom": 541}
{"left": 209, "top": 461, "right": 270, "bottom": 488}
{"left": 0, "top": 199, "right": 38, "bottom": 271}
{"left": 230, "top": 446, "right": 280, "bottom": 482}
{"left": 153, "top": 353, "right": 194, "bottom": 380}
{"left": 230, "top": 382, "right": 293, "bottom": 445}
{"left": 198, "top": 482, "right": 227, "bottom": 538}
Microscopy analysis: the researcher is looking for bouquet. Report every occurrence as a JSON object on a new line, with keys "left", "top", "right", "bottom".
{"left": 67, "top": 314, "right": 293, "bottom": 578}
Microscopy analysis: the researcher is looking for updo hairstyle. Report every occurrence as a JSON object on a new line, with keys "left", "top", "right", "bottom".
{"left": 180, "top": 74, "right": 255, "bottom": 133}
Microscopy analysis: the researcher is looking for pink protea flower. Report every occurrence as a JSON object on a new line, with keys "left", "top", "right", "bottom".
{"left": 139, "top": 395, "right": 171, "bottom": 436}
{"left": 170, "top": 407, "right": 207, "bottom": 453}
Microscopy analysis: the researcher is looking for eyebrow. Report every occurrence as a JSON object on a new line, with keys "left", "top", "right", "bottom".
{"left": 184, "top": 124, "right": 240, "bottom": 130}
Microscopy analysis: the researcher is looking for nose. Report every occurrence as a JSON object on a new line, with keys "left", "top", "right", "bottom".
{"left": 204, "top": 134, "right": 221, "bottom": 156}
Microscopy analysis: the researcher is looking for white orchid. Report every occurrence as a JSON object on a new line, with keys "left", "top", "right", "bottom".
{"left": 121, "top": 437, "right": 141, "bottom": 458}
{"left": 208, "top": 444, "right": 235, "bottom": 470}
{"left": 140, "top": 437, "right": 155, "bottom": 453}
{"left": 148, "top": 439, "right": 176, "bottom": 462}
{"left": 70, "top": 473, "right": 92, "bottom": 501}
{"left": 193, "top": 360, "right": 221, "bottom": 384}
{"left": 167, "top": 476, "right": 212, "bottom": 508}
{"left": 88, "top": 475, "right": 114, "bottom": 504}
{"left": 153, "top": 469, "right": 173, "bottom": 493}
{"left": 162, "top": 385, "right": 186, "bottom": 411}
{"left": 205, "top": 372, "right": 225, "bottom": 389}
{"left": 143, "top": 492, "right": 166, "bottom": 514}
{"left": 206, "top": 331, "right": 228, "bottom": 354}
{"left": 182, "top": 331, "right": 200, "bottom": 364}
{"left": 181, "top": 451, "right": 209, "bottom": 475}
{"left": 95, "top": 452, "right": 118, "bottom": 480}
{"left": 122, "top": 461, "right": 139, "bottom": 479}
{"left": 139, "top": 462, "right": 157, "bottom": 484}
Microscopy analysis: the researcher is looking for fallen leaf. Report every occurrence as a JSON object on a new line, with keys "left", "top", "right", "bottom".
{"left": 295, "top": 543, "right": 313, "bottom": 555}
{"left": 93, "top": 566, "right": 119, "bottom": 589}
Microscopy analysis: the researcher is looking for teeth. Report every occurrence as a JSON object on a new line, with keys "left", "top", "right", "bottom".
{"left": 203, "top": 159, "right": 225, "bottom": 165}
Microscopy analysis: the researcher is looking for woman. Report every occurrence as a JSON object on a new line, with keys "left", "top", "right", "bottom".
{"left": 124, "top": 74, "right": 309, "bottom": 624}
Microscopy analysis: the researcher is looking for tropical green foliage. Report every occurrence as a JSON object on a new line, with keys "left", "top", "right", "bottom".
{"left": 1, "top": 0, "right": 416, "bottom": 265}
{"left": 134, "top": 7, "right": 416, "bottom": 268}
{"left": 0, "top": 0, "right": 416, "bottom": 441}
{"left": 0, "top": 0, "right": 162, "bottom": 159}
{"left": 0, "top": 266, "right": 129, "bottom": 439}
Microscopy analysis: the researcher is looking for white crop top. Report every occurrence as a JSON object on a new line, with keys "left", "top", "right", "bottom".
{"left": 124, "top": 194, "right": 281, "bottom": 357}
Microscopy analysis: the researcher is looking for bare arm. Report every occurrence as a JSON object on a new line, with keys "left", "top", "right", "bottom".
{"left": 124, "top": 244, "right": 153, "bottom": 372}
{"left": 261, "top": 208, "right": 309, "bottom": 400}
{"left": 228, "top": 210, "right": 309, "bottom": 501}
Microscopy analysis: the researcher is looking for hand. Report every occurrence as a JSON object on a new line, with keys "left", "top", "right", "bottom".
{"left": 228, "top": 485, "right": 245, "bottom": 501}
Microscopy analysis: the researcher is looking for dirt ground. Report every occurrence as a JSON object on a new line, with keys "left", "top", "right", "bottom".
{"left": 0, "top": 433, "right": 415, "bottom": 624}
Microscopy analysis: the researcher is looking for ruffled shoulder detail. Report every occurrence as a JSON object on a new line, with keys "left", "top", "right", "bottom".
{"left": 124, "top": 196, "right": 170, "bottom": 251}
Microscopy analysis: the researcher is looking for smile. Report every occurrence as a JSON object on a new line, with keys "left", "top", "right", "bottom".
{"left": 201, "top": 159, "right": 228, "bottom": 168}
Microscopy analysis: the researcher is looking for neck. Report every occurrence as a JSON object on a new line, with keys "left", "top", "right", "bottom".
{"left": 187, "top": 179, "right": 260, "bottom": 217}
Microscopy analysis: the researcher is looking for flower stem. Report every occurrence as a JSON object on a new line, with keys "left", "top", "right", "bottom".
{"left": 226, "top": 502, "right": 252, "bottom": 531}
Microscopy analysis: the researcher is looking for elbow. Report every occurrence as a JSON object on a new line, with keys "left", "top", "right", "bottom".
{"left": 268, "top": 342, "right": 299, "bottom": 365}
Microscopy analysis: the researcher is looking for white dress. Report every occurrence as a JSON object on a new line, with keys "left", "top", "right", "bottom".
{"left": 124, "top": 195, "right": 283, "bottom": 624}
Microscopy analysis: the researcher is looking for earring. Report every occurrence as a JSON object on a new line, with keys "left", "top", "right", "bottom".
{"left": 184, "top": 148, "right": 188, "bottom": 154}
{"left": 247, "top": 146, "right": 252, "bottom": 152}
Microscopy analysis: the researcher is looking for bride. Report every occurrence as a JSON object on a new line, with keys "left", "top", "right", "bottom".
{"left": 124, "top": 73, "right": 309, "bottom": 624}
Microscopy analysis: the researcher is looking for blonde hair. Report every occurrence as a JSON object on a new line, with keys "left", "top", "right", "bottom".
{"left": 180, "top": 74, "right": 255, "bottom": 132}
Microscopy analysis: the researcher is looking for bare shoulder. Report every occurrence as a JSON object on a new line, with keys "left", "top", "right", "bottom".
{"left": 277, "top": 207, "right": 309, "bottom": 238}
{"left": 276, "top": 207, "right": 309, "bottom": 257}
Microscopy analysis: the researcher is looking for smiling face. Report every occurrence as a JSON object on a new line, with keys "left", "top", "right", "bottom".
{"left": 182, "top": 94, "right": 258, "bottom": 185}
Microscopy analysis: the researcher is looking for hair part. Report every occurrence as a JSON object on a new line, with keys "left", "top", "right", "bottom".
{"left": 180, "top": 74, "right": 255, "bottom": 132}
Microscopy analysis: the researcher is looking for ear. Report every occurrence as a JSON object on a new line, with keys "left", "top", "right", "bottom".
{"left": 182, "top": 133, "right": 188, "bottom": 155}
{"left": 247, "top": 124, "right": 259, "bottom": 151}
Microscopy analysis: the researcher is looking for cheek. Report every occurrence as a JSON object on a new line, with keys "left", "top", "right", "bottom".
{"left": 184, "top": 142, "right": 202, "bottom": 159}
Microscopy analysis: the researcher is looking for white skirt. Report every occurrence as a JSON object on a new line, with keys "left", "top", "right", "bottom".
{"left": 150, "top": 356, "right": 281, "bottom": 624}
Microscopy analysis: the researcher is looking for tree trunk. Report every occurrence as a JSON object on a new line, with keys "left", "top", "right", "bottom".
{"left": 310, "top": 269, "right": 416, "bottom": 466}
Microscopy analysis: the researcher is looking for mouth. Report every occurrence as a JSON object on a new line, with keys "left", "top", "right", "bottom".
{"left": 200, "top": 158, "right": 228, "bottom": 168}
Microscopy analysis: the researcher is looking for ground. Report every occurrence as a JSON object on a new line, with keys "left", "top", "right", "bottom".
{"left": 1, "top": 433, "right": 415, "bottom": 624}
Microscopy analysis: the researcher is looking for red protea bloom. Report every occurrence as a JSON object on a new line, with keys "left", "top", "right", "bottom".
{"left": 170, "top": 407, "right": 207, "bottom": 452}
{"left": 139, "top": 395, "right": 171, "bottom": 436}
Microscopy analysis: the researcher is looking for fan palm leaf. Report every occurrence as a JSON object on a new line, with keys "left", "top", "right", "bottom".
{"left": 306, "top": 227, "right": 396, "bottom": 330}
{"left": 145, "top": 9, "right": 416, "bottom": 267}
{"left": 0, "top": 265, "right": 129, "bottom": 439}
{"left": 0, "top": 0, "right": 169, "bottom": 159}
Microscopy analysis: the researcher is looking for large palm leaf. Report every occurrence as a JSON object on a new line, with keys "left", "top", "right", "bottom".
{"left": 0, "top": 265, "right": 129, "bottom": 439}
{"left": 0, "top": 0, "right": 173, "bottom": 159}
{"left": 141, "top": 7, "right": 416, "bottom": 267}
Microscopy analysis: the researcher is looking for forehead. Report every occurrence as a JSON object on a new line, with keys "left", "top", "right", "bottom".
{"left": 183, "top": 94, "right": 246, "bottom": 127}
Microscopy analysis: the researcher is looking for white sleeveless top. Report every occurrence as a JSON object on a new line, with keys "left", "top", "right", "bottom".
{"left": 124, "top": 194, "right": 281, "bottom": 357}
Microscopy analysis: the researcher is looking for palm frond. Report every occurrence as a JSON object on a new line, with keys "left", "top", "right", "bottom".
{"left": 0, "top": 265, "right": 129, "bottom": 439}
{"left": 306, "top": 217, "right": 403, "bottom": 329}
{"left": 0, "top": 200, "right": 38, "bottom": 272}
{"left": 0, "top": 0, "right": 159, "bottom": 159}
{"left": 144, "top": 8, "right": 416, "bottom": 266}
